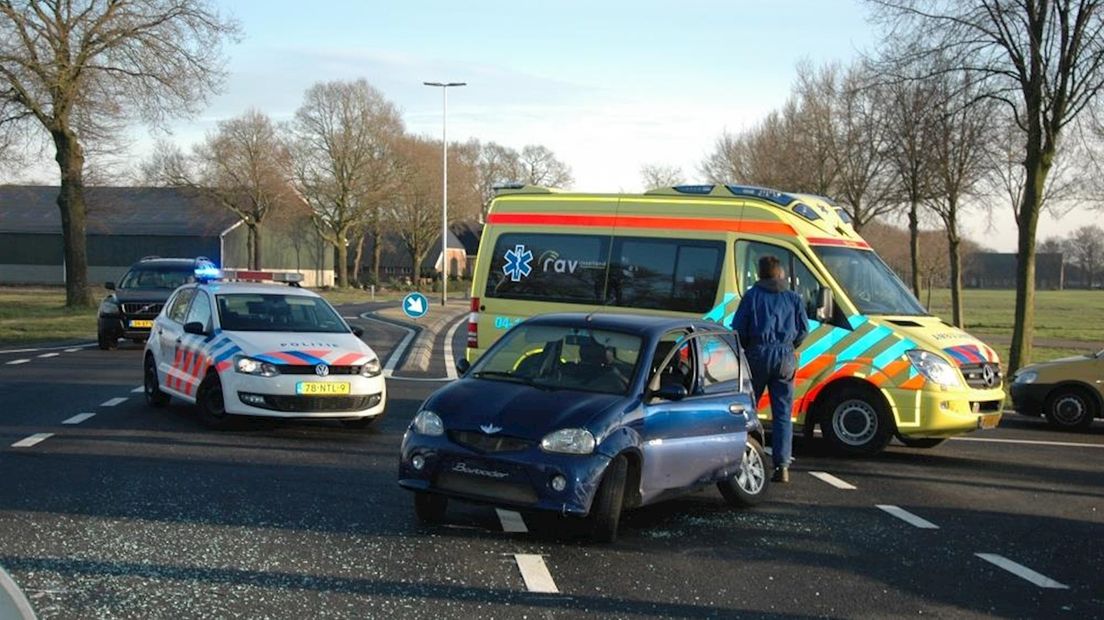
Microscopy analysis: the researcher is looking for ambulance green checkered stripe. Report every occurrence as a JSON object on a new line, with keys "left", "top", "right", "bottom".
{"left": 872, "top": 338, "right": 915, "bottom": 369}
{"left": 837, "top": 326, "right": 894, "bottom": 362}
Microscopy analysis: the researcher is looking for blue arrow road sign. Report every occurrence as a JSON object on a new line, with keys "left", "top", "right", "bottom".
{"left": 402, "top": 292, "right": 429, "bottom": 319}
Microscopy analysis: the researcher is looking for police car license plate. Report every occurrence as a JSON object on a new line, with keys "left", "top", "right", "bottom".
{"left": 979, "top": 413, "right": 1001, "bottom": 429}
{"left": 129, "top": 320, "right": 154, "bottom": 328}
{"left": 296, "top": 382, "right": 350, "bottom": 396}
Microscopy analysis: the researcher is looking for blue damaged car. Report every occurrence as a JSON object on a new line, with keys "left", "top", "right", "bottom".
{"left": 397, "top": 313, "right": 769, "bottom": 542}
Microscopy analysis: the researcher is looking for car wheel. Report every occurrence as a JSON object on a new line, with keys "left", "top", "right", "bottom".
{"left": 413, "top": 492, "right": 447, "bottom": 523}
{"left": 144, "top": 355, "right": 169, "bottom": 408}
{"left": 196, "top": 372, "right": 231, "bottom": 430}
{"left": 718, "top": 435, "right": 770, "bottom": 507}
{"left": 896, "top": 435, "right": 947, "bottom": 449}
{"left": 340, "top": 416, "right": 379, "bottom": 430}
{"left": 821, "top": 387, "right": 894, "bottom": 457}
{"left": 589, "top": 455, "right": 628, "bottom": 543}
{"left": 97, "top": 328, "right": 117, "bottom": 350}
{"left": 1045, "top": 386, "right": 1097, "bottom": 431}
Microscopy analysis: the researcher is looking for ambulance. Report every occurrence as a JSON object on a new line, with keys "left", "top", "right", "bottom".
{"left": 142, "top": 266, "right": 386, "bottom": 429}
{"left": 465, "top": 184, "right": 1005, "bottom": 456}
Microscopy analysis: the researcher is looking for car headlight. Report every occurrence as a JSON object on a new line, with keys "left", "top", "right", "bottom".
{"left": 1013, "top": 370, "right": 1038, "bottom": 384}
{"left": 412, "top": 410, "right": 444, "bottom": 436}
{"left": 99, "top": 299, "right": 119, "bottom": 315}
{"left": 906, "top": 350, "right": 962, "bottom": 388}
{"left": 234, "top": 355, "right": 280, "bottom": 377}
{"left": 540, "top": 428, "right": 596, "bottom": 455}
{"left": 360, "top": 358, "right": 382, "bottom": 377}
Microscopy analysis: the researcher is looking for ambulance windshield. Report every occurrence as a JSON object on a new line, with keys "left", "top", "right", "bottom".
{"left": 814, "top": 247, "right": 927, "bottom": 316}
{"left": 215, "top": 294, "right": 348, "bottom": 333}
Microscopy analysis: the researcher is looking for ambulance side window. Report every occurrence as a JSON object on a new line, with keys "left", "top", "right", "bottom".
{"left": 167, "top": 289, "right": 196, "bottom": 324}
{"left": 185, "top": 292, "right": 213, "bottom": 331}
{"left": 737, "top": 241, "right": 823, "bottom": 320}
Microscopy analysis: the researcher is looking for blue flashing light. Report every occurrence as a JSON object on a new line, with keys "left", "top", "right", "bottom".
{"left": 793, "top": 202, "right": 822, "bottom": 222}
{"left": 673, "top": 185, "right": 715, "bottom": 195}
{"left": 194, "top": 262, "right": 222, "bottom": 282}
{"left": 725, "top": 185, "right": 795, "bottom": 206}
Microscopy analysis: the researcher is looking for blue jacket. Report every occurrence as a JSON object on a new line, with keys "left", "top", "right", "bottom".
{"left": 733, "top": 279, "right": 808, "bottom": 351}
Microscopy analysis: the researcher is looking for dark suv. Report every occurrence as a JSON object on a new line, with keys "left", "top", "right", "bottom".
{"left": 97, "top": 257, "right": 203, "bottom": 349}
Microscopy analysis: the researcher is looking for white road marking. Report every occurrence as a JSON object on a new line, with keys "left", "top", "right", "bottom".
{"left": 99, "top": 397, "right": 127, "bottom": 407}
{"left": 951, "top": 436, "right": 1104, "bottom": 449}
{"left": 443, "top": 317, "right": 465, "bottom": 380}
{"left": 876, "top": 504, "right": 939, "bottom": 529}
{"left": 11, "top": 433, "right": 54, "bottom": 448}
{"left": 37, "top": 352, "right": 59, "bottom": 358}
{"left": 62, "top": 413, "right": 96, "bottom": 425}
{"left": 0, "top": 342, "right": 94, "bottom": 355}
{"left": 131, "top": 386, "right": 144, "bottom": 393}
{"left": 809, "top": 471, "right": 857, "bottom": 490}
{"left": 496, "top": 508, "right": 529, "bottom": 533}
{"left": 4, "top": 359, "right": 30, "bottom": 365}
{"left": 514, "top": 554, "right": 559, "bottom": 594}
{"left": 976, "top": 553, "right": 1069, "bottom": 589}
{"left": 64, "top": 348, "right": 82, "bottom": 353}
{"left": 359, "top": 313, "right": 417, "bottom": 378}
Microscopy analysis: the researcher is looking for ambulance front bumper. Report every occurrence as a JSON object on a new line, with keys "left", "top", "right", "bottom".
{"left": 888, "top": 385, "right": 1005, "bottom": 438}
{"left": 222, "top": 374, "right": 387, "bottom": 418}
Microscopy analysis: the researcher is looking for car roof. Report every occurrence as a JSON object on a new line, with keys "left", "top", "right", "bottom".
{"left": 194, "top": 281, "right": 321, "bottom": 297}
{"left": 520, "top": 312, "right": 727, "bottom": 337}
{"left": 130, "top": 258, "right": 197, "bottom": 268}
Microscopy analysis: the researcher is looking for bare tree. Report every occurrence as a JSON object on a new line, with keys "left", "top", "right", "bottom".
{"left": 517, "top": 144, "right": 573, "bottom": 187}
{"left": 0, "top": 1, "right": 238, "bottom": 306}
{"left": 639, "top": 163, "right": 685, "bottom": 188}
{"left": 462, "top": 139, "right": 522, "bottom": 219}
{"left": 291, "top": 79, "right": 404, "bottom": 287}
{"left": 869, "top": 0, "right": 1104, "bottom": 373}
{"left": 1067, "top": 224, "right": 1104, "bottom": 287}
{"left": 391, "top": 136, "right": 442, "bottom": 279}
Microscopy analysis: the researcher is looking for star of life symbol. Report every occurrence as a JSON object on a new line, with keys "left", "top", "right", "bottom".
{"left": 503, "top": 244, "right": 533, "bottom": 282}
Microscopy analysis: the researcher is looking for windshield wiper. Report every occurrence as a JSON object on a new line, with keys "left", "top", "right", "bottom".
{"left": 471, "top": 371, "right": 555, "bottom": 390}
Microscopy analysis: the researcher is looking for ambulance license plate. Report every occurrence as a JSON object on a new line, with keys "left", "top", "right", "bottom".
{"left": 129, "top": 320, "right": 154, "bottom": 328}
{"left": 296, "top": 382, "right": 350, "bottom": 396}
{"left": 979, "top": 413, "right": 1001, "bottom": 429}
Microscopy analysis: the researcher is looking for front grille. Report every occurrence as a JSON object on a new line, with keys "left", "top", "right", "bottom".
{"left": 121, "top": 302, "right": 164, "bottom": 316}
{"left": 277, "top": 365, "right": 362, "bottom": 375}
{"left": 972, "top": 400, "right": 1003, "bottom": 413}
{"left": 961, "top": 362, "right": 1002, "bottom": 389}
{"left": 241, "top": 393, "right": 381, "bottom": 412}
{"left": 449, "top": 430, "right": 533, "bottom": 453}
{"left": 436, "top": 472, "right": 538, "bottom": 505}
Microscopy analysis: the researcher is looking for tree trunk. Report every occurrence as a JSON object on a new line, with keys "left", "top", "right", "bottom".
{"left": 335, "top": 231, "right": 349, "bottom": 288}
{"left": 909, "top": 200, "right": 921, "bottom": 298}
{"left": 949, "top": 236, "right": 964, "bottom": 328}
{"left": 251, "top": 223, "right": 262, "bottom": 270}
{"left": 52, "top": 130, "right": 93, "bottom": 307}
{"left": 1008, "top": 148, "right": 1050, "bottom": 375}
{"left": 371, "top": 226, "right": 383, "bottom": 285}
{"left": 352, "top": 233, "right": 366, "bottom": 287}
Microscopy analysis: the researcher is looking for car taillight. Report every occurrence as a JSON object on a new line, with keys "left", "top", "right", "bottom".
{"left": 467, "top": 297, "right": 479, "bottom": 348}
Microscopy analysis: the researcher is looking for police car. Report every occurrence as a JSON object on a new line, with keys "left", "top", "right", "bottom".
{"left": 142, "top": 266, "right": 386, "bottom": 429}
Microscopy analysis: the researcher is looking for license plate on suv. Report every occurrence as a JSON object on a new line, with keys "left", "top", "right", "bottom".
{"left": 296, "top": 382, "right": 351, "bottom": 395}
{"left": 129, "top": 320, "right": 154, "bottom": 328}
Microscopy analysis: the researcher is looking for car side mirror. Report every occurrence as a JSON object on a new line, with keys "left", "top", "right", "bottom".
{"left": 183, "top": 321, "right": 206, "bottom": 335}
{"left": 816, "top": 286, "right": 834, "bottom": 322}
{"left": 351, "top": 326, "right": 364, "bottom": 337}
{"left": 654, "top": 384, "right": 688, "bottom": 401}
{"left": 456, "top": 358, "right": 471, "bottom": 376}
{"left": 104, "top": 281, "right": 115, "bottom": 290}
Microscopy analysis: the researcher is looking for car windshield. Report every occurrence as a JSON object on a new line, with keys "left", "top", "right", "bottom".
{"left": 470, "top": 324, "right": 643, "bottom": 395}
{"left": 118, "top": 267, "right": 195, "bottom": 289}
{"left": 813, "top": 246, "right": 927, "bottom": 316}
{"left": 215, "top": 293, "right": 348, "bottom": 333}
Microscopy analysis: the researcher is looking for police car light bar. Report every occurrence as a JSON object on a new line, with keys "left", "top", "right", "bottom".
{"left": 194, "top": 262, "right": 223, "bottom": 282}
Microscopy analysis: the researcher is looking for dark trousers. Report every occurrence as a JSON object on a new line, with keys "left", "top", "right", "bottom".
{"left": 748, "top": 345, "right": 796, "bottom": 468}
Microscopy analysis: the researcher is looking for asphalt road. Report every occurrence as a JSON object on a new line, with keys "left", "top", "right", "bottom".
{"left": 0, "top": 309, "right": 1101, "bottom": 619}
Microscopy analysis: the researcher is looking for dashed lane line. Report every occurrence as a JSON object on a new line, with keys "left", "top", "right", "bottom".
{"left": 876, "top": 504, "right": 939, "bottom": 529}
{"left": 950, "top": 436, "right": 1104, "bottom": 449}
{"left": 99, "top": 397, "right": 127, "bottom": 407}
{"left": 37, "top": 352, "right": 59, "bottom": 358}
{"left": 64, "top": 348, "right": 82, "bottom": 353}
{"left": 131, "top": 386, "right": 144, "bottom": 393}
{"left": 976, "top": 553, "right": 1069, "bottom": 589}
{"left": 514, "top": 554, "right": 559, "bottom": 594}
{"left": 809, "top": 471, "right": 857, "bottom": 490}
{"left": 11, "top": 433, "right": 54, "bottom": 448}
{"left": 0, "top": 342, "right": 94, "bottom": 355}
{"left": 496, "top": 509, "right": 529, "bottom": 533}
{"left": 4, "top": 359, "right": 29, "bottom": 366}
{"left": 62, "top": 413, "right": 96, "bottom": 425}
{"left": 443, "top": 316, "right": 465, "bottom": 380}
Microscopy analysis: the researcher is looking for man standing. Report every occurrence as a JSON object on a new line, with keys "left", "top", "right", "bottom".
{"left": 733, "top": 255, "right": 808, "bottom": 483}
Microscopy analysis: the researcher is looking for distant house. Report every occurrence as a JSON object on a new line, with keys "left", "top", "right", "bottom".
{"left": 965, "top": 252, "right": 1065, "bottom": 289}
{"left": 449, "top": 220, "right": 483, "bottom": 276}
{"left": 0, "top": 185, "right": 333, "bottom": 286}
{"left": 360, "top": 228, "right": 469, "bottom": 283}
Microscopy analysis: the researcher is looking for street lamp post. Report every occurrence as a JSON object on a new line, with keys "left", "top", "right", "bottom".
{"left": 424, "top": 81, "right": 466, "bottom": 306}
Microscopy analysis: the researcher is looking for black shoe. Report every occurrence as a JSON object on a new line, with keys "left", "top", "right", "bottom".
{"left": 771, "top": 467, "right": 789, "bottom": 483}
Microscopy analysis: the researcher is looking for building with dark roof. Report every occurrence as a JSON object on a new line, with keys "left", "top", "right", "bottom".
{"left": 0, "top": 185, "right": 333, "bottom": 286}
{"left": 964, "top": 252, "right": 1065, "bottom": 289}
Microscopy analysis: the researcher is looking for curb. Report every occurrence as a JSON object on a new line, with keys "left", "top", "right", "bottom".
{"left": 0, "top": 565, "right": 36, "bottom": 620}
{"left": 374, "top": 302, "right": 469, "bottom": 373}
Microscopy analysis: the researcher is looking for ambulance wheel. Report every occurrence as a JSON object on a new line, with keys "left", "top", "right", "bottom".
{"left": 896, "top": 435, "right": 946, "bottom": 449}
{"left": 589, "top": 455, "right": 628, "bottom": 543}
{"left": 144, "top": 354, "right": 169, "bottom": 408}
{"left": 413, "top": 492, "right": 447, "bottom": 523}
{"left": 821, "top": 387, "right": 894, "bottom": 457}
{"left": 1044, "top": 386, "right": 1097, "bottom": 431}
{"left": 718, "top": 435, "right": 770, "bottom": 507}
{"left": 196, "top": 372, "right": 231, "bottom": 430}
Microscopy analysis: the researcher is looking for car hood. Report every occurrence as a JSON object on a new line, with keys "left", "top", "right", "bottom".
{"left": 874, "top": 315, "right": 1001, "bottom": 367}
{"left": 112, "top": 288, "right": 175, "bottom": 303}
{"left": 1019, "top": 354, "right": 1097, "bottom": 379}
{"left": 221, "top": 330, "right": 379, "bottom": 366}
{"left": 425, "top": 379, "right": 625, "bottom": 441}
